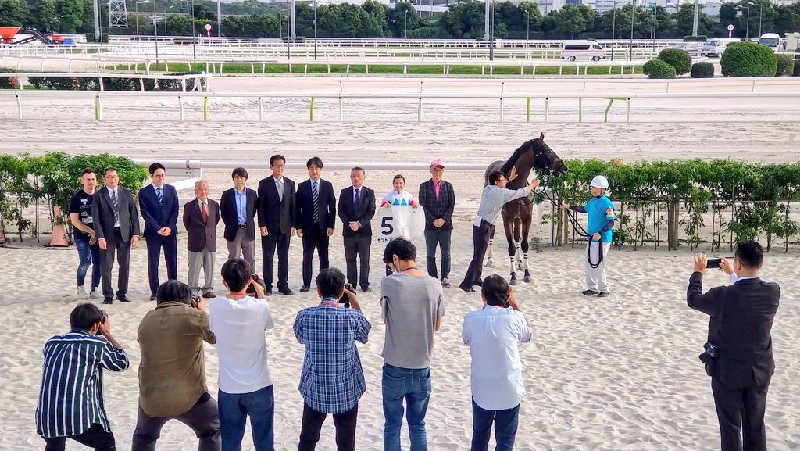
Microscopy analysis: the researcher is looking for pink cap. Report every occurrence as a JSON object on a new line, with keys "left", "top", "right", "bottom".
{"left": 430, "top": 158, "right": 445, "bottom": 168}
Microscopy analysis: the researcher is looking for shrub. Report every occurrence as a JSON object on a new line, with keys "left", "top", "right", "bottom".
{"left": 691, "top": 62, "right": 715, "bottom": 78}
{"left": 643, "top": 59, "right": 676, "bottom": 79}
{"left": 0, "top": 67, "right": 16, "bottom": 89}
{"left": 775, "top": 54, "right": 794, "bottom": 76}
{"left": 794, "top": 58, "right": 800, "bottom": 77}
{"left": 658, "top": 48, "right": 692, "bottom": 75}
{"left": 720, "top": 41, "right": 777, "bottom": 77}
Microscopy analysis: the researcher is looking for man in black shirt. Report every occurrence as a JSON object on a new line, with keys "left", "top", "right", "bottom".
{"left": 688, "top": 241, "right": 780, "bottom": 451}
{"left": 69, "top": 168, "right": 100, "bottom": 298}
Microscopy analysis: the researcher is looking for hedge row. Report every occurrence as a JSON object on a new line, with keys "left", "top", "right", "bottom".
{"left": 720, "top": 42, "right": 777, "bottom": 77}
{"left": 0, "top": 153, "right": 147, "bottom": 240}
{"left": 26, "top": 73, "right": 205, "bottom": 92}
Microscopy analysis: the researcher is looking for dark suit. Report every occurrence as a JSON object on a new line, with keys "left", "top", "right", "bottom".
{"left": 220, "top": 187, "right": 258, "bottom": 271}
{"left": 91, "top": 185, "right": 140, "bottom": 301}
{"left": 138, "top": 184, "right": 179, "bottom": 296}
{"left": 257, "top": 176, "right": 295, "bottom": 291}
{"left": 337, "top": 186, "right": 375, "bottom": 290}
{"left": 418, "top": 179, "right": 455, "bottom": 280}
{"left": 183, "top": 198, "right": 220, "bottom": 293}
{"left": 296, "top": 179, "right": 336, "bottom": 287}
{"left": 688, "top": 273, "right": 780, "bottom": 451}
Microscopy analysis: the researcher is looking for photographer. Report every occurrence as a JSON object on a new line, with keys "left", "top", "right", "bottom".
{"left": 133, "top": 280, "right": 220, "bottom": 451}
{"left": 36, "top": 303, "right": 129, "bottom": 451}
{"left": 688, "top": 241, "right": 780, "bottom": 451}
{"left": 208, "top": 258, "right": 275, "bottom": 451}
{"left": 294, "top": 267, "right": 371, "bottom": 451}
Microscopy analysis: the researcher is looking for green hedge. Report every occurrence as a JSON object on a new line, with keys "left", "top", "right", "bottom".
{"left": 720, "top": 42, "right": 777, "bottom": 77}
{"left": 643, "top": 59, "right": 676, "bottom": 79}
{"left": 691, "top": 62, "right": 715, "bottom": 78}
{"left": 0, "top": 67, "right": 16, "bottom": 89}
{"left": 658, "top": 48, "right": 691, "bottom": 75}
{"left": 0, "top": 153, "right": 148, "bottom": 241}
{"left": 27, "top": 73, "right": 205, "bottom": 91}
{"left": 795, "top": 59, "right": 800, "bottom": 77}
{"left": 775, "top": 54, "right": 795, "bottom": 76}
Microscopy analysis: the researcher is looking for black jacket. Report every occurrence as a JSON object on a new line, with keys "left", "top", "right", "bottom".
{"left": 219, "top": 187, "right": 258, "bottom": 242}
{"left": 418, "top": 179, "right": 455, "bottom": 231}
{"left": 688, "top": 272, "right": 780, "bottom": 389}
{"left": 91, "top": 186, "right": 140, "bottom": 242}
{"left": 183, "top": 198, "right": 220, "bottom": 252}
{"left": 295, "top": 179, "right": 336, "bottom": 231}
{"left": 257, "top": 176, "right": 295, "bottom": 235}
{"left": 338, "top": 186, "right": 376, "bottom": 237}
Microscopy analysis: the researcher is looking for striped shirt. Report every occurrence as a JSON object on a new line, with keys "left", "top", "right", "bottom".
{"left": 36, "top": 329, "right": 129, "bottom": 438}
{"left": 293, "top": 299, "right": 371, "bottom": 413}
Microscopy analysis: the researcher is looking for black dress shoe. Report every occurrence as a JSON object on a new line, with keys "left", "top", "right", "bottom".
{"left": 265, "top": 289, "right": 273, "bottom": 295}
{"left": 103, "top": 298, "right": 113, "bottom": 304}
{"left": 361, "top": 286, "right": 371, "bottom": 293}
{"left": 582, "top": 289, "right": 599, "bottom": 296}
{"left": 149, "top": 294, "right": 157, "bottom": 301}
{"left": 279, "top": 288, "right": 294, "bottom": 295}
{"left": 117, "top": 295, "right": 130, "bottom": 303}
{"left": 299, "top": 286, "right": 310, "bottom": 292}
{"left": 459, "top": 285, "right": 475, "bottom": 293}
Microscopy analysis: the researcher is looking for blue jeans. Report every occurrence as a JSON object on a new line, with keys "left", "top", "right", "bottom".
{"left": 382, "top": 364, "right": 431, "bottom": 451}
{"left": 75, "top": 237, "right": 101, "bottom": 289}
{"left": 470, "top": 400, "right": 520, "bottom": 451}
{"left": 218, "top": 385, "right": 274, "bottom": 451}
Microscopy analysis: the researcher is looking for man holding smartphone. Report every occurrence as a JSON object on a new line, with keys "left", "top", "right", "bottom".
{"left": 208, "top": 259, "right": 275, "bottom": 451}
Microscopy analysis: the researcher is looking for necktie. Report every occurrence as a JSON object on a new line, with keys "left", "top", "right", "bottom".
{"left": 201, "top": 201, "right": 208, "bottom": 223}
{"left": 312, "top": 181, "right": 320, "bottom": 223}
{"left": 156, "top": 187, "right": 163, "bottom": 205}
{"left": 110, "top": 189, "right": 119, "bottom": 224}
{"left": 354, "top": 188, "right": 360, "bottom": 204}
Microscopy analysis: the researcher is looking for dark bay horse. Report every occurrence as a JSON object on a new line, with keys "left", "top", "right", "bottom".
{"left": 484, "top": 133, "right": 567, "bottom": 284}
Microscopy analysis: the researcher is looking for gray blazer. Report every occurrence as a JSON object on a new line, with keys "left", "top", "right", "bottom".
{"left": 91, "top": 185, "right": 140, "bottom": 242}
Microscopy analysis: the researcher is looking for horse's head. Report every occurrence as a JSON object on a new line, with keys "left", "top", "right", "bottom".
{"left": 530, "top": 133, "right": 567, "bottom": 177}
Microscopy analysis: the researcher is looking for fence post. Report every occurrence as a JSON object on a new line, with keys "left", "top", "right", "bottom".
{"left": 339, "top": 80, "right": 344, "bottom": 121}
{"left": 15, "top": 94, "right": 22, "bottom": 120}
{"left": 578, "top": 97, "right": 583, "bottom": 122}
{"left": 544, "top": 97, "right": 549, "bottom": 122}
{"left": 526, "top": 97, "right": 531, "bottom": 122}
{"left": 179, "top": 95, "right": 184, "bottom": 121}
{"left": 499, "top": 81, "right": 504, "bottom": 123}
{"left": 259, "top": 97, "right": 264, "bottom": 122}
{"left": 203, "top": 96, "right": 208, "bottom": 121}
{"left": 418, "top": 81, "right": 424, "bottom": 122}
{"left": 626, "top": 97, "right": 631, "bottom": 123}
{"left": 752, "top": 79, "right": 756, "bottom": 93}
{"left": 95, "top": 94, "right": 103, "bottom": 121}
{"left": 139, "top": 78, "right": 145, "bottom": 92}
{"left": 181, "top": 78, "right": 186, "bottom": 92}
{"left": 309, "top": 97, "right": 315, "bottom": 121}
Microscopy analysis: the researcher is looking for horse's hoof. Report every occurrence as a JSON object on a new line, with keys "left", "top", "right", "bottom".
{"left": 509, "top": 273, "right": 518, "bottom": 285}
{"left": 523, "top": 275, "right": 531, "bottom": 283}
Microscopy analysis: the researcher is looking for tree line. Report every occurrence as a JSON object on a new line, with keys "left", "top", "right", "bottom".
{"left": 1, "top": 0, "right": 798, "bottom": 41}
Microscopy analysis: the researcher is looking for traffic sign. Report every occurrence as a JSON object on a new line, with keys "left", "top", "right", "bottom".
{"left": 727, "top": 24, "right": 734, "bottom": 31}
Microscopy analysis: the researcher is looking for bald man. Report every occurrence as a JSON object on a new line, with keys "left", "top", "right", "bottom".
{"left": 183, "top": 180, "right": 221, "bottom": 298}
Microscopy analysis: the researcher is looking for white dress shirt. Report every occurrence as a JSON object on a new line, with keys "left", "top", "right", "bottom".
{"left": 463, "top": 305, "right": 532, "bottom": 411}
{"left": 108, "top": 187, "right": 120, "bottom": 227}
{"left": 273, "top": 176, "right": 284, "bottom": 202}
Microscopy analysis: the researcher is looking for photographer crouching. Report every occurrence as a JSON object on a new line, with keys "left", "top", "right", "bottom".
{"left": 688, "top": 241, "right": 780, "bottom": 451}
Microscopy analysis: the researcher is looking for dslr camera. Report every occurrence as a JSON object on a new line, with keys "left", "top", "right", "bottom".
{"left": 698, "top": 341, "right": 719, "bottom": 376}
{"left": 340, "top": 283, "right": 354, "bottom": 308}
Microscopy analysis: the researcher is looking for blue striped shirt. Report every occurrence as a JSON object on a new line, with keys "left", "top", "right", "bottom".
{"left": 36, "top": 329, "right": 129, "bottom": 438}
{"left": 293, "top": 299, "right": 371, "bottom": 413}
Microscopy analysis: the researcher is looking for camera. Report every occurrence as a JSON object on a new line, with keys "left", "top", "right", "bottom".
{"left": 96, "top": 311, "right": 108, "bottom": 336}
{"left": 706, "top": 258, "right": 722, "bottom": 269}
{"left": 340, "top": 283, "right": 354, "bottom": 308}
{"left": 698, "top": 341, "right": 719, "bottom": 376}
{"left": 246, "top": 274, "right": 266, "bottom": 297}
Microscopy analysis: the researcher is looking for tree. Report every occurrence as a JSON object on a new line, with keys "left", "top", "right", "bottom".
{"left": 439, "top": 1, "right": 485, "bottom": 39}
{"left": 387, "top": 2, "right": 419, "bottom": 38}
{"left": 0, "top": 0, "right": 30, "bottom": 27}
{"left": 32, "top": 0, "right": 59, "bottom": 32}
{"left": 193, "top": 3, "right": 216, "bottom": 21}
{"left": 165, "top": 14, "right": 192, "bottom": 36}
{"left": 56, "top": 0, "right": 83, "bottom": 32}
{"left": 554, "top": 4, "right": 594, "bottom": 38}
{"left": 675, "top": 3, "right": 714, "bottom": 37}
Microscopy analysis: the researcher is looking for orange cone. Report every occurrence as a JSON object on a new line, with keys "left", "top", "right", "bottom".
{"left": 48, "top": 206, "right": 69, "bottom": 247}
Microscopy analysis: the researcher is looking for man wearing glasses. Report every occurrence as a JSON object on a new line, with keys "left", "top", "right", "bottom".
{"left": 459, "top": 171, "right": 539, "bottom": 293}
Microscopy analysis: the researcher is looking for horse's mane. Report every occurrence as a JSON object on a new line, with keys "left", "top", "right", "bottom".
{"left": 501, "top": 140, "right": 532, "bottom": 176}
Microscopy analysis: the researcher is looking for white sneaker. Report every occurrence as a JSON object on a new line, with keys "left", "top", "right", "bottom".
{"left": 76, "top": 286, "right": 87, "bottom": 297}
{"left": 89, "top": 290, "right": 98, "bottom": 299}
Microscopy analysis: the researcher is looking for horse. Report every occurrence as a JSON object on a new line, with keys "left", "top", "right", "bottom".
{"left": 483, "top": 133, "right": 568, "bottom": 285}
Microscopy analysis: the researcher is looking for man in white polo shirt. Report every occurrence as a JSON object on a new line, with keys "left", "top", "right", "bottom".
{"left": 208, "top": 258, "right": 274, "bottom": 451}
{"left": 462, "top": 274, "right": 532, "bottom": 451}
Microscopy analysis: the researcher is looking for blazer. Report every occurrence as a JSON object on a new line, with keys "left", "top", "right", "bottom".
{"left": 91, "top": 185, "right": 140, "bottom": 242}
{"left": 295, "top": 179, "right": 336, "bottom": 231}
{"left": 688, "top": 273, "right": 780, "bottom": 389}
{"left": 220, "top": 187, "right": 258, "bottom": 242}
{"left": 257, "top": 176, "right": 295, "bottom": 234}
{"left": 338, "top": 186, "right": 376, "bottom": 238}
{"left": 138, "top": 184, "right": 179, "bottom": 238}
{"left": 183, "top": 198, "right": 220, "bottom": 253}
{"left": 418, "top": 179, "right": 455, "bottom": 231}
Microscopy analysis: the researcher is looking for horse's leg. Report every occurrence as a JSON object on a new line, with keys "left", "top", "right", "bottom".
{"left": 513, "top": 216, "right": 523, "bottom": 270}
{"left": 504, "top": 218, "right": 518, "bottom": 285}
{"left": 522, "top": 203, "right": 533, "bottom": 283}
{"left": 485, "top": 222, "right": 495, "bottom": 267}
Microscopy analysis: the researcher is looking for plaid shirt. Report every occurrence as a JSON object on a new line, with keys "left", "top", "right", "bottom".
{"left": 294, "top": 298, "right": 371, "bottom": 413}
{"left": 418, "top": 179, "right": 455, "bottom": 231}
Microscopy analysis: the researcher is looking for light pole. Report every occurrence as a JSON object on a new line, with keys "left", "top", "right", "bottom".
{"left": 150, "top": 15, "right": 163, "bottom": 64}
{"left": 216, "top": 0, "right": 222, "bottom": 37}
{"left": 740, "top": 5, "right": 751, "bottom": 40}
{"left": 629, "top": 0, "right": 636, "bottom": 61}
{"left": 489, "top": 0, "right": 495, "bottom": 61}
{"left": 523, "top": 9, "right": 530, "bottom": 41}
{"left": 404, "top": 10, "right": 408, "bottom": 39}
{"left": 611, "top": 0, "right": 616, "bottom": 61}
{"left": 748, "top": 1, "right": 762, "bottom": 37}
{"left": 313, "top": 0, "right": 317, "bottom": 60}
{"left": 191, "top": 0, "right": 196, "bottom": 60}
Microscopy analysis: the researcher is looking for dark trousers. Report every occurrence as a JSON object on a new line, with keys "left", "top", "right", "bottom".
{"left": 145, "top": 232, "right": 178, "bottom": 295}
{"left": 100, "top": 228, "right": 131, "bottom": 300}
{"left": 298, "top": 403, "right": 358, "bottom": 451}
{"left": 75, "top": 236, "right": 101, "bottom": 289}
{"left": 262, "top": 231, "right": 290, "bottom": 290}
{"left": 470, "top": 400, "right": 520, "bottom": 451}
{"left": 343, "top": 234, "right": 371, "bottom": 290}
{"left": 301, "top": 226, "right": 330, "bottom": 287}
{"left": 712, "top": 378, "right": 769, "bottom": 451}
{"left": 459, "top": 221, "right": 494, "bottom": 290}
{"left": 132, "top": 393, "right": 220, "bottom": 451}
{"left": 44, "top": 424, "right": 115, "bottom": 451}
{"left": 424, "top": 229, "right": 451, "bottom": 280}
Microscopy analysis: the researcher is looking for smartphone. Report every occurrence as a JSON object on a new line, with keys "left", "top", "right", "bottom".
{"left": 706, "top": 258, "right": 721, "bottom": 268}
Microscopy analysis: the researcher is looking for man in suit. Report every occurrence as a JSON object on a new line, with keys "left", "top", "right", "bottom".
{"left": 688, "top": 241, "right": 780, "bottom": 451}
{"left": 91, "top": 167, "right": 140, "bottom": 304}
{"left": 220, "top": 167, "right": 258, "bottom": 272}
{"left": 183, "top": 179, "right": 221, "bottom": 298}
{"left": 295, "top": 157, "right": 336, "bottom": 292}
{"left": 138, "top": 163, "right": 179, "bottom": 301}
{"left": 337, "top": 167, "right": 376, "bottom": 292}
{"left": 258, "top": 155, "right": 296, "bottom": 295}
{"left": 418, "top": 158, "right": 455, "bottom": 288}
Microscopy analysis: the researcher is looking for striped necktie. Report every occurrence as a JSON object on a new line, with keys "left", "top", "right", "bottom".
{"left": 110, "top": 189, "right": 119, "bottom": 224}
{"left": 155, "top": 187, "right": 164, "bottom": 205}
{"left": 312, "top": 181, "right": 320, "bottom": 223}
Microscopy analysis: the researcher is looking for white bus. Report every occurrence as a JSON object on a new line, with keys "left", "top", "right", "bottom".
{"left": 561, "top": 40, "right": 606, "bottom": 62}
